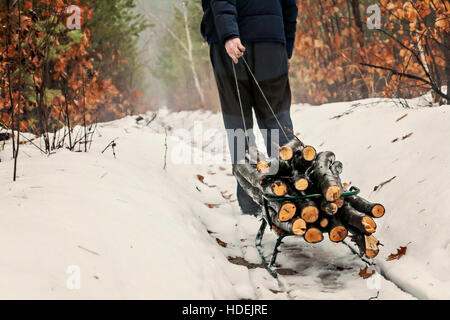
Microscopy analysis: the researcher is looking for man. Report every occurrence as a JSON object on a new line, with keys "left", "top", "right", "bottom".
{"left": 201, "top": 0, "right": 298, "bottom": 215}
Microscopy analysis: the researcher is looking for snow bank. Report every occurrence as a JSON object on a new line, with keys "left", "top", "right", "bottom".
{"left": 0, "top": 118, "right": 251, "bottom": 299}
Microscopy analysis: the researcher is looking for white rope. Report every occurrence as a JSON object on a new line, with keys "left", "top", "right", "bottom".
{"left": 231, "top": 60, "right": 251, "bottom": 150}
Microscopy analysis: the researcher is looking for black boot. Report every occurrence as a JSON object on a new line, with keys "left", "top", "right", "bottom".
{"left": 236, "top": 183, "right": 261, "bottom": 217}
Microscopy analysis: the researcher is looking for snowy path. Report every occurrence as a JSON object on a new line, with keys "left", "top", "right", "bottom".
{"left": 180, "top": 161, "right": 414, "bottom": 300}
{"left": 1, "top": 96, "right": 448, "bottom": 299}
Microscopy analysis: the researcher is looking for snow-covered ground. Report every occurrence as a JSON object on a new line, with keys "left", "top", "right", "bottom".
{"left": 0, "top": 96, "right": 449, "bottom": 299}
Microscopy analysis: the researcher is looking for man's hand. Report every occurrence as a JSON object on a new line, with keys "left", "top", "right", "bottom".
{"left": 225, "top": 38, "right": 246, "bottom": 64}
{"left": 288, "top": 59, "right": 291, "bottom": 71}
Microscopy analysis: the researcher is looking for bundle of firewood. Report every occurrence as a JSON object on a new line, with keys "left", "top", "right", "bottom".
{"left": 233, "top": 138, "right": 385, "bottom": 259}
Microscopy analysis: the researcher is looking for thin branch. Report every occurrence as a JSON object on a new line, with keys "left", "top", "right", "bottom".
{"left": 360, "top": 62, "right": 449, "bottom": 100}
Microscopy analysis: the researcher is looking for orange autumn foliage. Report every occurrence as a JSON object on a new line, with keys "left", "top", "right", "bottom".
{"left": 0, "top": 0, "right": 143, "bottom": 147}
{"left": 292, "top": 0, "right": 449, "bottom": 105}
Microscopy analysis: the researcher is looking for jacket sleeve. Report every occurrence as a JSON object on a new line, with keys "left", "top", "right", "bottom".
{"left": 281, "top": 0, "right": 298, "bottom": 59}
{"left": 211, "top": 0, "right": 240, "bottom": 44}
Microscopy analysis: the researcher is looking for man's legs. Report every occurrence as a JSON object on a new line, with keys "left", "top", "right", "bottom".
{"left": 245, "top": 42, "right": 294, "bottom": 156}
{"left": 210, "top": 43, "right": 261, "bottom": 215}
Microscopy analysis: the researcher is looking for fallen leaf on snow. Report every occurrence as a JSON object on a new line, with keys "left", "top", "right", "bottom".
{"left": 386, "top": 245, "right": 408, "bottom": 261}
{"left": 359, "top": 266, "right": 376, "bottom": 279}
{"left": 196, "top": 174, "right": 205, "bottom": 184}
{"left": 216, "top": 238, "right": 228, "bottom": 248}
{"left": 221, "top": 191, "right": 233, "bottom": 200}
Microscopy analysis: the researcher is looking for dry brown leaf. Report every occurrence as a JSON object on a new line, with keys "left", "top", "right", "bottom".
{"left": 216, "top": 238, "right": 227, "bottom": 248}
{"left": 196, "top": 174, "right": 205, "bottom": 184}
{"left": 386, "top": 245, "right": 408, "bottom": 261}
{"left": 205, "top": 203, "right": 220, "bottom": 209}
{"left": 218, "top": 166, "right": 226, "bottom": 171}
{"left": 221, "top": 191, "right": 233, "bottom": 200}
{"left": 359, "top": 266, "right": 376, "bottom": 279}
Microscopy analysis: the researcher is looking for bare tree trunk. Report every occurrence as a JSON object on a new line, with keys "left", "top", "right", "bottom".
{"left": 6, "top": 0, "right": 16, "bottom": 160}
{"left": 349, "top": 0, "right": 364, "bottom": 48}
{"left": 82, "top": 69, "right": 87, "bottom": 152}
{"left": 13, "top": 0, "right": 23, "bottom": 181}
{"left": 182, "top": 2, "right": 206, "bottom": 107}
{"left": 445, "top": 31, "right": 450, "bottom": 102}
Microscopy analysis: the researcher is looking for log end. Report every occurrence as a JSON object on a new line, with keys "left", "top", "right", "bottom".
{"left": 302, "top": 145, "right": 317, "bottom": 162}
{"left": 304, "top": 227, "right": 324, "bottom": 243}
{"left": 301, "top": 206, "right": 319, "bottom": 223}
{"left": 294, "top": 178, "right": 309, "bottom": 191}
{"left": 278, "top": 202, "right": 297, "bottom": 222}
{"left": 279, "top": 146, "right": 294, "bottom": 161}
{"left": 335, "top": 197, "right": 345, "bottom": 209}
{"left": 257, "top": 161, "right": 270, "bottom": 174}
{"left": 362, "top": 216, "right": 377, "bottom": 234}
{"left": 372, "top": 204, "right": 385, "bottom": 218}
{"left": 325, "top": 185, "right": 342, "bottom": 202}
{"left": 319, "top": 218, "right": 329, "bottom": 228}
{"left": 322, "top": 201, "right": 338, "bottom": 215}
{"left": 292, "top": 218, "right": 307, "bottom": 235}
{"left": 272, "top": 181, "right": 288, "bottom": 196}
{"left": 329, "top": 226, "right": 348, "bottom": 243}
{"left": 364, "top": 235, "right": 380, "bottom": 258}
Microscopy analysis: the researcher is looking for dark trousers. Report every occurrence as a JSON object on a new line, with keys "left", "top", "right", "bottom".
{"left": 210, "top": 42, "right": 294, "bottom": 214}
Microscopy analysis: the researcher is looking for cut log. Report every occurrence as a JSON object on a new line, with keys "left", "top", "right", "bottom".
{"left": 347, "top": 195, "right": 385, "bottom": 218}
{"left": 327, "top": 217, "right": 348, "bottom": 243}
{"left": 319, "top": 217, "right": 329, "bottom": 228}
{"left": 291, "top": 171, "right": 310, "bottom": 191}
{"left": 320, "top": 199, "right": 338, "bottom": 215}
{"left": 291, "top": 218, "right": 308, "bottom": 236}
{"left": 246, "top": 146, "right": 266, "bottom": 164}
{"left": 353, "top": 233, "right": 380, "bottom": 259}
{"left": 233, "top": 162, "right": 268, "bottom": 187}
{"left": 245, "top": 147, "right": 271, "bottom": 174}
{"left": 363, "top": 235, "right": 380, "bottom": 258}
{"left": 279, "top": 139, "right": 316, "bottom": 163}
{"left": 335, "top": 197, "right": 345, "bottom": 208}
{"left": 296, "top": 198, "right": 320, "bottom": 223}
{"left": 268, "top": 181, "right": 288, "bottom": 197}
{"left": 341, "top": 203, "right": 377, "bottom": 234}
{"left": 233, "top": 162, "right": 288, "bottom": 197}
{"left": 256, "top": 160, "right": 270, "bottom": 174}
{"left": 267, "top": 158, "right": 293, "bottom": 176}
{"left": 301, "top": 145, "right": 317, "bottom": 162}
{"left": 291, "top": 146, "right": 318, "bottom": 170}
{"left": 304, "top": 227, "right": 324, "bottom": 243}
{"left": 330, "top": 160, "right": 343, "bottom": 176}
{"left": 269, "top": 207, "right": 307, "bottom": 235}
{"left": 270, "top": 201, "right": 297, "bottom": 222}
{"left": 279, "top": 139, "right": 303, "bottom": 161}
{"left": 309, "top": 151, "right": 343, "bottom": 201}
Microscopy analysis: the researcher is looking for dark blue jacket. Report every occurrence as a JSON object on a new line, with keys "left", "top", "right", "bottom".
{"left": 201, "top": 0, "right": 298, "bottom": 58}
